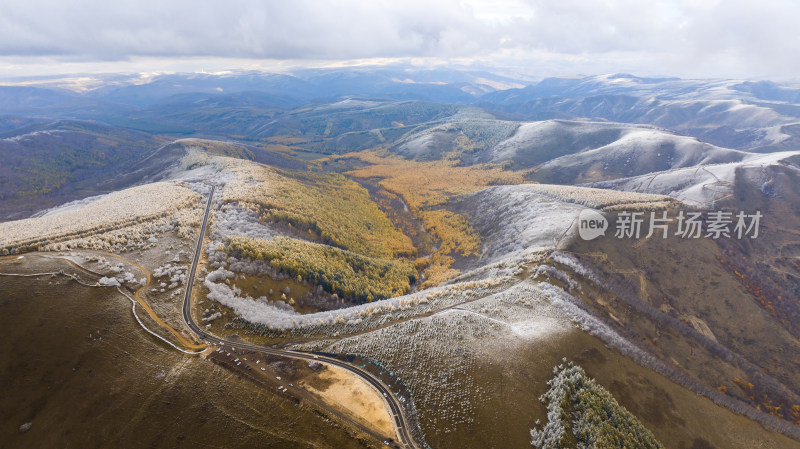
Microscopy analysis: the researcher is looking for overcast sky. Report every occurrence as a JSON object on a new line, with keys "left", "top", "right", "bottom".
{"left": 1, "top": 0, "right": 799, "bottom": 80}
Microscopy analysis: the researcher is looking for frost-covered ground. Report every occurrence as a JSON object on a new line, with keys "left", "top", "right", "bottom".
{"left": 5, "top": 148, "right": 675, "bottom": 344}
{"left": 0, "top": 147, "right": 682, "bottom": 358}
{"left": 9, "top": 139, "right": 790, "bottom": 444}
{"left": 203, "top": 265, "right": 512, "bottom": 336}
{"left": 292, "top": 281, "right": 588, "bottom": 436}
{"left": 164, "top": 149, "right": 284, "bottom": 243}
{"left": 390, "top": 118, "right": 519, "bottom": 159}
{"left": 0, "top": 182, "right": 201, "bottom": 254}
{"left": 213, "top": 204, "right": 280, "bottom": 240}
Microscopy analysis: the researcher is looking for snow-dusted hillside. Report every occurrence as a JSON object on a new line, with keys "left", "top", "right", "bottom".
{"left": 389, "top": 118, "right": 519, "bottom": 160}
{"left": 589, "top": 150, "right": 800, "bottom": 207}
{"left": 458, "top": 184, "right": 673, "bottom": 264}
{"left": 483, "top": 119, "right": 749, "bottom": 183}
{"left": 489, "top": 120, "right": 628, "bottom": 165}
{"left": 530, "top": 126, "right": 750, "bottom": 184}
{"left": 0, "top": 182, "right": 201, "bottom": 253}
{"left": 492, "top": 120, "right": 738, "bottom": 164}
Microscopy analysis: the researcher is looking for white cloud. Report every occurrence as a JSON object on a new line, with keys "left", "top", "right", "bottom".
{"left": 0, "top": 0, "right": 798, "bottom": 78}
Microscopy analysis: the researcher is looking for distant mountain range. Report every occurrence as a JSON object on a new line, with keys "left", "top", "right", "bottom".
{"left": 3, "top": 68, "right": 800, "bottom": 221}
{"left": 3, "top": 69, "right": 800, "bottom": 151}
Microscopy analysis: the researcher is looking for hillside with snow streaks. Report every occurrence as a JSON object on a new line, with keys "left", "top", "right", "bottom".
{"left": 490, "top": 120, "right": 633, "bottom": 165}
{"left": 480, "top": 75, "right": 800, "bottom": 151}
{"left": 532, "top": 128, "right": 750, "bottom": 184}
{"left": 590, "top": 150, "right": 800, "bottom": 206}
{"left": 488, "top": 120, "right": 750, "bottom": 177}
{"left": 456, "top": 183, "right": 675, "bottom": 265}
{"left": 458, "top": 186, "right": 584, "bottom": 263}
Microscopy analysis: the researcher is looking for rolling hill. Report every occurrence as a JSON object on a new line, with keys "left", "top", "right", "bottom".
{"left": 0, "top": 120, "right": 167, "bottom": 220}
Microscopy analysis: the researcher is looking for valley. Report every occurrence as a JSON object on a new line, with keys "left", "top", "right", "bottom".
{"left": 1, "top": 69, "right": 800, "bottom": 449}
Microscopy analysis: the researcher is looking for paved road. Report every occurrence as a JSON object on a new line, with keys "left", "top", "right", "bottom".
{"left": 181, "top": 185, "right": 420, "bottom": 449}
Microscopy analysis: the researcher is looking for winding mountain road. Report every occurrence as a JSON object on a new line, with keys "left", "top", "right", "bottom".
{"left": 181, "top": 185, "right": 421, "bottom": 449}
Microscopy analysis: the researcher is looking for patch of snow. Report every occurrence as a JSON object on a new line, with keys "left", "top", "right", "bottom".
{"left": 214, "top": 205, "right": 279, "bottom": 240}
{"left": 205, "top": 267, "right": 234, "bottom": 283}
{"left": 98, "top": 277, "right": 121, "bottom": 287}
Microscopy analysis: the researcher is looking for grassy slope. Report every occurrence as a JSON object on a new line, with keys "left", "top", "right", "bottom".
{"left": 0, "top": 257, "right": 382, "bottom": 449}
{"left": 559, "top": 170, "right": 800, "bottom": 430}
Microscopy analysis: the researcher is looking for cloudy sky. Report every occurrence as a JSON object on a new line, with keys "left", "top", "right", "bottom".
{"left": 1, "top": 0, "right": 799, "bottom": 80}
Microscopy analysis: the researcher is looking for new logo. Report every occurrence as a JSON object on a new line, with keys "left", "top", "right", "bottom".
{"left": 578, "top": 209, "right": 608, "bottom": 240}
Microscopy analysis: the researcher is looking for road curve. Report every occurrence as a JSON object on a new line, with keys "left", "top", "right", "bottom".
{"left": 181, "top": 185, "right": 421, "bottom": 449}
